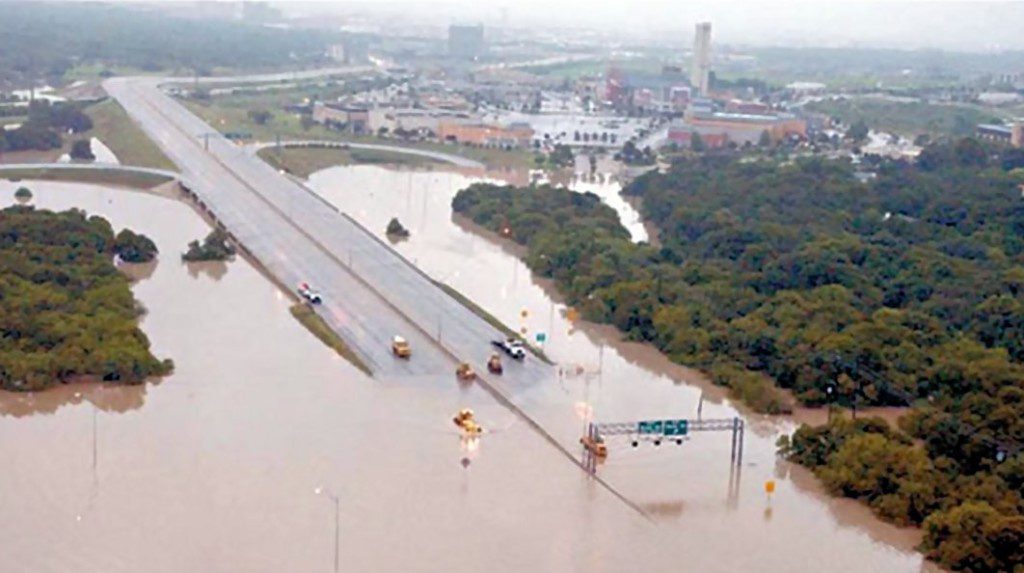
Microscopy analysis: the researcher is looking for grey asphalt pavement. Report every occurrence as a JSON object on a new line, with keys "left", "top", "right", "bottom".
{"left": 104, "top": 73, "right": 552, "bottom": 389}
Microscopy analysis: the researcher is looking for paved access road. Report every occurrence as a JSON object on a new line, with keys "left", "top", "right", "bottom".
{"left": 248, "top": 140, "right": 485, "bottom": 169}
{"left": 104, "top": 72, "right": 552, "bottom": 387}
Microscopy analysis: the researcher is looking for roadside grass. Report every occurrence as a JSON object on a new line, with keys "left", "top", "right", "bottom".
{"left": 258, "top": 145, "right": 439, "bottom": 177}
{"left": 84, "top": 99, "right": 178, "bottom": 171}
{"left": 289, "top": 303, "right": 372, "bottom": 375}
{"left": 434, "top": 281, "right": 553, "bottom": 364}
{"left": 0, "top": 166, "right": 173, "bottom": 189}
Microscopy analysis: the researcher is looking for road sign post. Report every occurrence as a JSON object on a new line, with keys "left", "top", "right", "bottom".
{"left": 592, "top": 417, "right": 742, "bottom": 467}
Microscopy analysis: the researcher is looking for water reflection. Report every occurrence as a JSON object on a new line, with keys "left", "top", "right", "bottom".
{"left": 0, "top": 381, "right": 147, "bottom": 418}
{"left": 185, "top": 260, "right": 229, "bottom": 281}
{"left": 119, "top": 260, "right": 158, "bottom": 282}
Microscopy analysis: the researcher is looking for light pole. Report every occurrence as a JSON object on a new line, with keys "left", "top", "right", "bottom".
{"left": 314, "top": 487, "right": 340, "bottom": 573}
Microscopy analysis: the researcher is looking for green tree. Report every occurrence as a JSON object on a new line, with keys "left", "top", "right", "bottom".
{"left": 386, "top": 217, "right": 410, "bottom": 238}
{"left": 70, "top": 139, "right": 94, "bottom": 160}
{"left": 690, "top": 132, "right": 706, "bottom": 152}
{"left": 846, "top": 120, "right": 869, "bottom": 143}
{"left": 114, "top": 228, "right": 158, "bottom": 263}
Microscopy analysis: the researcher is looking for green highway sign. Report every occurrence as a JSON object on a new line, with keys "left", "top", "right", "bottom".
{"left": 664, "top": 419, "right": 689, "bottom": 436}
{"left": 637, "top": 420, "right": 663, "bottom": 434}
{"left": 637, "top": 419, "right": 688, "bottom": 436}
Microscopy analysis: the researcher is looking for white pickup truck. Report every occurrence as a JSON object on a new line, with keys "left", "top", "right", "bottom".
{"left": 297, "top": 282, "right": 322, "bottom": 304}
{"left": 491, "top": 338, "right": 526, "bottom": 360}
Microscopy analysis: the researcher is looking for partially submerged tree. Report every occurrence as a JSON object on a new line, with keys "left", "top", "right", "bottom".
{"left": 70, "top": 139, "right": 94, "bottom": 160}
{"left": 182, "top": 229, "right": 236, "bottom": 261}
{"left": 386, "top": 217, "right": 410, "bottom": 238}
{"left": 114, "top": 228, "right": 158, "bottom": 263}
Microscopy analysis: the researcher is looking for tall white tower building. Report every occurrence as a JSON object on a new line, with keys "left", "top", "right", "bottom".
{"left": 691, "top": 22, "right": 712, "bottom": 97}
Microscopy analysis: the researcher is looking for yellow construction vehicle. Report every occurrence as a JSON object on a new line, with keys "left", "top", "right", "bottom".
{"left": 452, "top": 408, "right": 483, "bottom": 436}
{"left": 456, "top": 362, "right": 477, "bottom": 381}
{"left": 487, "top": 353, "right": 503, "bottom": 374}
{"left": 580, "top": 434, "right": 608, "bottom": 457}
{"left": 391, "top": 335, "right": 411, "bottom": 358}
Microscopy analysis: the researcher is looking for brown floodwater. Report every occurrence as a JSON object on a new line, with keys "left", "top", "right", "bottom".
{"left": 0, "top": 176, "right": 938, "bottom": 572}
{"left": 307, "top": 164, "right": 943, "bottom": 572}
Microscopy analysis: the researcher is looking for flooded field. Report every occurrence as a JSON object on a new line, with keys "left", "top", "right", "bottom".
{"left": 0, "top": 177, "right": 937, "bottom": 572}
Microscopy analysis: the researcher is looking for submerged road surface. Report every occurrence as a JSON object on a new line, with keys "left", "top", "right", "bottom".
{"left": 102, "top": 73, "right": 626, "bottom": 496}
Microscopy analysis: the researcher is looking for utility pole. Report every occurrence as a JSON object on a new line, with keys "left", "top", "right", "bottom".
{"left": 314, "top": 487, "right": 340, "bottom": 573}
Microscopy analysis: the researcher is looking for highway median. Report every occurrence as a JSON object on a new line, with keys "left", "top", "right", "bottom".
{"left": 289, "top": 303, "right": 372, "bottom": 375}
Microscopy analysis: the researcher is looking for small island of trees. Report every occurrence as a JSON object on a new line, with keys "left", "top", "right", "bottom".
{"left": 113, "top": 228, "right": 158, "bottom": 263}
{"left": 182, "top": 229, "right": 236, "bottom": 261}
{"left": 14, "top": 186, "right": 33, "bottom": 200}
{"left": 0, "top": 206, "right": 172, "bottom": 391}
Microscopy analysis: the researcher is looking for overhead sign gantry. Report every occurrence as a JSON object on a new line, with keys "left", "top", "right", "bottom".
{"left": 581, "top": 417, "right": 746, "bottom": 473}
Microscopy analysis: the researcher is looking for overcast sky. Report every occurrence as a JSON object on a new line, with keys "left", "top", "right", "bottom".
{"left": 277, "top": 0, "right": 1024, "bottom": 51}
{"left": 89, "top": 0, "right": 1024, "bottom": 51}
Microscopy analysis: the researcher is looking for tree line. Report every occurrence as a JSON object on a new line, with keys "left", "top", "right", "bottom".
{"left": 0, "top": 205, "right": 171, "bottom": 391}
{"left": 0, "top": 1, "right": 339, "bottom": 88}
{"left": 0, "top": 100, "right": 93, "bottom": 153}
{"left": 452, "top": 139, "right": 1024, "bottom": 571}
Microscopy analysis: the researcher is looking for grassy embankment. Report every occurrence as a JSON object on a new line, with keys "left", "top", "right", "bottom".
{"left": 258, "top": 146, "right": 438, "bottom": 178}
{"left": 83, "top": 99, "right": 177, "bottom": 171}
{"left": 289, "top": 304, "right": 371, "bottom": 375}
{"left": 0, "top": 165, "right": 172, "bottom": 189}
{"left": 434, "top": 281, "right": 552, "bottom": 364}
{"left": 181, "top": 92, "right": 534, "bottom": 170}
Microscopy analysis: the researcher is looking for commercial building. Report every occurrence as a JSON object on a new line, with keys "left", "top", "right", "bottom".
{"left": 312, "top": 102, "right": 370, "bottom": 134}
{"left": 327, "top": 37, "right": 371, "bottom": 65}
{"left": 691, "top": 22, "right": 712, "bottom": 97}
{"left": 668, "top": 108, "right": 807, "bottom": 148}
{"left": 436, "top": 120, "right": 533, "bottom": 148}
{"left": 976, "top": 122, "right": 1024, "bottom": 147}
{"left": 604, "top": 66, "right": 690, "bottom": 112}
{"left": 366, "top": 108, "right": 471, "bottom": 135}
{"left": 448, "top": 24, "right": 485, "bottom": 60}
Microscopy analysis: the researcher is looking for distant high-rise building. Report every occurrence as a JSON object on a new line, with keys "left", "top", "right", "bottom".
{"left": 448, "top": 24, "right": 485, "bottom": 60}
{"left": 691, "top": 22, "right": 712, "bottom": 97}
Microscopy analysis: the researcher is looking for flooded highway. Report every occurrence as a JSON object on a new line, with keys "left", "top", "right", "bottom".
{"left": 0, "top": 177, "right": 937, "bottom": 572}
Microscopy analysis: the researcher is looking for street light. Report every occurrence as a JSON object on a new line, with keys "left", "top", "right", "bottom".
{"left": 314, "top": 486, "right": 340, "bottom": 573}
